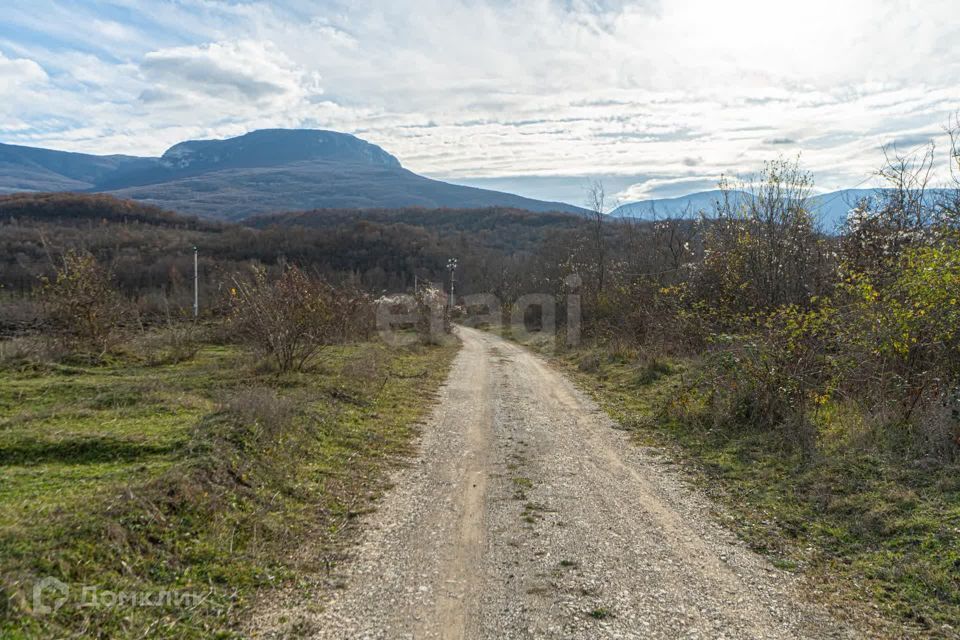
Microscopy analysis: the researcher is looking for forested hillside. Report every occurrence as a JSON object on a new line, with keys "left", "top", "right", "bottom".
{"left": 0, "top": 193, "right": 589, "bottom": 334}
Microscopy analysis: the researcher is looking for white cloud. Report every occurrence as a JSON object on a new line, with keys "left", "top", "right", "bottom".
{"left": 618, "top": 176, "right": 720, "bottom": 201}
{"left": 0, "top": 50, "right": 47, "bottom": 93}
{"left": 1, "top": 0, "right": 959, "bottom": 203}
{"left": 140, "top": 40, "right": 321, "bottom": 106}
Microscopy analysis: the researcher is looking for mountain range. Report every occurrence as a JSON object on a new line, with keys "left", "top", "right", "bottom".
{"left": 612, "top": 188, "right": 944, "bottom": 231}
{"left": 3, "top": 129, "right": 939, "bottom": 229}
{"left": 0, "top": 129, "right": 585, "bottom": 219}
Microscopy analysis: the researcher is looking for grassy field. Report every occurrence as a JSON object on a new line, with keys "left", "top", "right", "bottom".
{"left": 499, "top": 329, "right": 960, "bottom": 639}
{"left": 0, "top": 332, "right": 458, "bottom": 638}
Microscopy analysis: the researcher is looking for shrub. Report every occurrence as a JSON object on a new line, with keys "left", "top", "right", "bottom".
{"left": 0, "top": 335, "right": 68, "bottom": 370}
{"left": 691, "top": 159, "right": 832, "bottom": 317}
{"left": 132, "top": 321, "right": 201, "bottom": 367}
{"left": 229, "top": 265, "right": 368, "bottom": 371}
{"left": 833, "top": 241, "right": 960, "bottom": 460}
{"left": 39, "top": 250, "right": 128, "bottom": 353}
{"left": 328, "top": 283, "right": 376, "bottom": 343}
{"left": 674, "top": 305, "right": 840, "bottom": 457}
{"left": 217, "top": 387, "right": 299, "bottom": 453}
{"left": 0, "top": 295, "right": 42, "bottom": 337}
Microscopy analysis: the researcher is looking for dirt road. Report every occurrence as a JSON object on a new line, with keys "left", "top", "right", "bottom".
{"left": 304, "top": 327, "right": 855, "bottom": 639}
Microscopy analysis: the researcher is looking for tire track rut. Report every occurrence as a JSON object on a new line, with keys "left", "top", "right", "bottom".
{"left": 280, "top": 327, "right": 856, "bottom": 639}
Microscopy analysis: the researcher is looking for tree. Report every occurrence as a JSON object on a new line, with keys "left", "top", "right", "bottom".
{"left": 696, "top": 157, "right": 828, "bottom": 314}
{"left": 842, "top": 142, "right": 937, "bottom": 278}
{"left": 585, "top": 180, "right": 610, "bottom": 296}
{"left": 939, "top": 112, "right": 960, "bottom": 230}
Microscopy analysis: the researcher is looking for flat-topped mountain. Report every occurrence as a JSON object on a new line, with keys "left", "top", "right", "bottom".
{"left": 162, "top": 129, "right": 402, "bottom": 171}
{"left": 0, "top": 130, "right": 585, "bottom": 219}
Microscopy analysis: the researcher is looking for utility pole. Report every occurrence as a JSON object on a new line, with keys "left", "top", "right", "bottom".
{"left": 193, "top": 246, "right": 199, "bottom": 319}
{"left": 446, "top": 258, "right": 458, "bottom": 308}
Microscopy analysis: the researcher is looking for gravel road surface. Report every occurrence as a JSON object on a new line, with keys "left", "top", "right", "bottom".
{"left": 296, "top": 327, "right": 857, "bottom": 639}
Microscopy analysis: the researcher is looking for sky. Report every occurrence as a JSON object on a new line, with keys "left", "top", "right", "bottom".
{"left": 1, "top": 0, "right": 958, "bottom": 206}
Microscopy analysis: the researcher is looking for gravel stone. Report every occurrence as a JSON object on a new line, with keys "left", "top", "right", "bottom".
{"left": 259, "top": 327, "right": 858, "bottom": 639}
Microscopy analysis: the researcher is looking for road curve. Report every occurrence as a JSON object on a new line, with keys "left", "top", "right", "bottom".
{"left": 303, "top": 326, "right": 856, "bottom": 639}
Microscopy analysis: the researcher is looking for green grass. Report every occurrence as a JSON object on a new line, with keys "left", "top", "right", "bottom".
{"left": 0, "top": 334, "right": 458, "bottom": 638}
{"left": 588, "top": 607, "right": 612, "bottom": 620}
{"left": 506, "top": 334, "right": 960, "bottom": 639}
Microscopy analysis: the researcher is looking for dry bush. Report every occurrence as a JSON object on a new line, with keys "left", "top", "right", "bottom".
{"left": 674, "top": 306, "right": 837, "bottom": 458}
{"left": 841, "top": 144, "right": 937, "bottom": 279}
{"left": 0, "top": 335, "right": 68, "bottom": 369}
{"left": 902, "top": 393, "right": 960, "bottom": 464}
{"left": 39, "top": 250, "right": 128, "bottom": 354}
{"left": 328, "top": 283, "right": 376, "bottom": 342}
{"left": 131, "top": 322, "right": 200, "bottom": 367}
{"left": 577, "top": 352, "right": 601, "bottom": 373}
{"left": 229, "top": 265, "right": 354, "bottom": 371}
{"left": 119, "top": 294, "right": 201, "bottom": 366}
{"left": 693, "top": 158, "right": 831, "bottom": 317}
{"left": 590, "top": 279, "right": 700, "bottom": 355}
{"left": 0, "top": 296, "right": 42, "bottom": 337}
{"left": 178, "top": 386, "right": 307, "bottom": 502}
{"left": 133, "top": 289, "right": 197, "bottom": 323}
{"left": 217, "top": 387, "right": 298, "bottom": 448}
